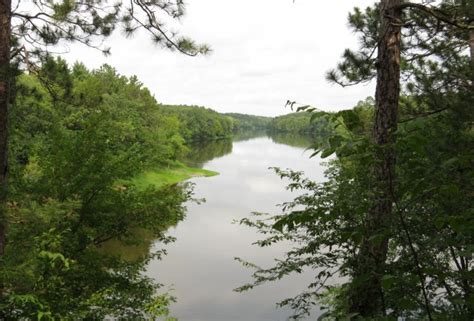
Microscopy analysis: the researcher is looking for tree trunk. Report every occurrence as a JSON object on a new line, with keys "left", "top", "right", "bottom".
{"left": 349, "top": 0, "right": 402, "bottom": 317}
{"left": 0, "top": 0, "right": 11, "bottom": 257}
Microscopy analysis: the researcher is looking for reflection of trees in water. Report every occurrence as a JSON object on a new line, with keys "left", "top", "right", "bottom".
{"left": 184, "top": 131, "right": 319, "bottom": 169}
{"left": 268, "top": 132, "right": 314, "bottom": 149}
{"left": 184, "top": 130, "right": 275, "bottom": 167}
{"left": 97, "top": 228, "right": 156, "bottom": 262}
{"left": 232, "top": 130, "right": 267, "bottom": 142}
{"left": 183, "top": 138, "right": 233, "bottom": 168}
{"left": 97, "top": 185, "right": 188, "bottom": 262}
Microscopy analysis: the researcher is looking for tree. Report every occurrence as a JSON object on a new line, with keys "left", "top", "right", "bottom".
{"left": 0, "top": 0, "right": 209, "bottom": 256}
{"left": 328, "top": 0, "right": 473, "bottom": 317}
{"left": 347, "top": 0, "right": 402, "bottom": 315}
{"left": 0, "top": 0, "right": 12, "bottom": 257}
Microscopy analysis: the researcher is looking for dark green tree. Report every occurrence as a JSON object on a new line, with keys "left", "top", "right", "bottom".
{"left": 327, "top": 0, "right": 473, "bottom": 317}
{"left": 160, "top": 105, "right": 235, "bottom": 142}
{"left": 0, "top": 0, "right": 208, "bottom": 257}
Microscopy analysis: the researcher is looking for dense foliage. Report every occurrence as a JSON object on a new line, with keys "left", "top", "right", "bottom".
{"left": 224, "top": 113, "right": 272, "bottom": 132}
{"left": 268, "top": 112, "right": 331, "bottom": 138}
{"left": 160, "top": 105, "right": 234, "bottom": 142}
{"left": 0, "top": 59, "right": 194, "bottom": 319}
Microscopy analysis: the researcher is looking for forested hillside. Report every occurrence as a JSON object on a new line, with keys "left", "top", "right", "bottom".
{"left": 160, "top": 105, "right": 235, "bottom": 141}
{"left": 267, "top": 111, "right": 332, "bottom": 139}
{"left": 224, "top": 113, "right": 272, "bottom": 132}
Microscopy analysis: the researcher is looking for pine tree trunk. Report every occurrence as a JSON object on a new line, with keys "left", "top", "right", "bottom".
{"left": 0, "top": 0, "right": 11, "bottom": 257}
{"left": 349, "top": 0, "right": 402, "bottom": 317}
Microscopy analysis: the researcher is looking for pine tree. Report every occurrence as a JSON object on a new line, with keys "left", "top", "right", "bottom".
{"left": 328, "top": 0, "right": 473, "bottom": 318}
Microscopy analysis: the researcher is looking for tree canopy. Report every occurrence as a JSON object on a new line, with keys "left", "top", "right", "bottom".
{"left": 0, "top": 57, "right": 215, "bottom": 319}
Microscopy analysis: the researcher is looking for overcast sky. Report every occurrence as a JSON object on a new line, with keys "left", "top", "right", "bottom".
{"left": 63, "top": 0, "right": 377, "bottom": 117}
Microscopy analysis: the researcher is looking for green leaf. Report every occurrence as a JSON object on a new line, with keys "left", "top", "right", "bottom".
{"left": 381, "top": 275, "right": 396, "bottom": 289}
{"left": 320, "top": 147, "right": 336, "bottom": 158}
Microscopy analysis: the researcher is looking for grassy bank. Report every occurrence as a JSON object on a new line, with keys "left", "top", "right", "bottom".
{"left": 132, "top": 163, "right": 219, "bottom": 190}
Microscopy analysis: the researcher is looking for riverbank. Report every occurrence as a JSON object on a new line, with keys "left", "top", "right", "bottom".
{"left": 132, "top": 162, "right": 219, "bottom": 190}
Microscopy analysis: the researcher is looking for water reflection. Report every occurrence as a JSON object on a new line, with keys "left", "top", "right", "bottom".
{"left": 184, "top": 131, "right": 314, "bottom": 168}
{"left": 97, "top": 228, "right": 155, "bottom": 262}
{"left": 147, "top": 134, "right": 327, "bottom": 321}
{"left": 232, "top": 129, "right": 267, "bottom": 142}
{"left": 267, "top": 132, "right": 313, "bottom": 149}
{"left": 184, "top": 138, "right": 233, "bottom": 168}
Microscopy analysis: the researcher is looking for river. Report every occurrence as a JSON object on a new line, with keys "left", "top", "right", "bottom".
{"left": 144, "top": 133, "right": 328, "bottom": 321}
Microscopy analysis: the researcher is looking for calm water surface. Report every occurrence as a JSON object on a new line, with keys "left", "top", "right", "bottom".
{"left": 147, "top": 134, "right": 327, "bottom": 321}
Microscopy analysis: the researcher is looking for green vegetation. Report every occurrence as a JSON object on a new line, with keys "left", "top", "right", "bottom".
{"left": 160, "top": 105, "right": 235, "bottom": 142}
{"left": 224, "top": 113, "right": 272, "bottom": 132}
{"left": 132, "top": 164, "right": 218, "bottom": 190}
{"left": 267, "top": 112, "right": 312, "bottom": 133}
{"left": 0, "top": 10, "right": 210, "bottom": 313}
{"left": 268, "top": 112, "right": 332, "bottom": 138}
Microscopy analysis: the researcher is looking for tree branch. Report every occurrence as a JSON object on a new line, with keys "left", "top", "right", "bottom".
{"left": 393, "top": 3, "right": 473, "bottom": 30}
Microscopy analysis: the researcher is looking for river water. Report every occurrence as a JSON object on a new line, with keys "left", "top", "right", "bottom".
{"left": 146, "top": 133, "right": 327, "bottom": 321}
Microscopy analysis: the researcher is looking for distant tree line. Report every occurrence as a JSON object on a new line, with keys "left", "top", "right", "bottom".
{"left": 224, "top": 113, "right": 272, "bottom": 132}
{"left": 267, "top": 112, "right": 333, "bottom": 139}
{"left": 160, "top": 105, "right": 235, "bottom": 142}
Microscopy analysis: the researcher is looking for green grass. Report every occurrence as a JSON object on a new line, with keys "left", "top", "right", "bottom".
{"left": 132, "top": 163, "right": 218, "bottom": 190}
